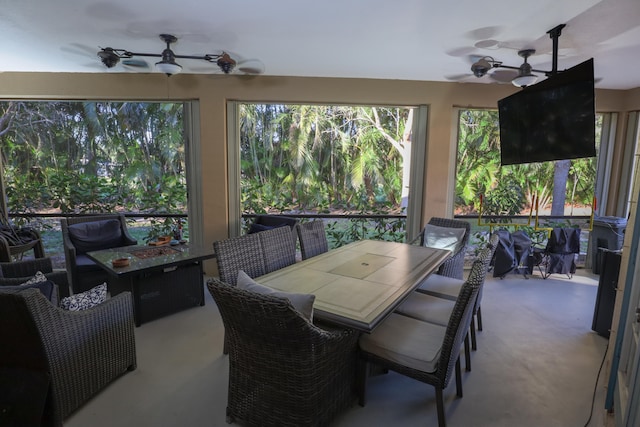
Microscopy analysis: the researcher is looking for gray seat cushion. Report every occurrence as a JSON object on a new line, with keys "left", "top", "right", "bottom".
{"left": 416, "top": 274, "right": 464, "bottom": 301}
{"left": 396, "top": 292, "right": 455, "bottom": 327}
{"left": 359, "top": 313, "right": 445, "bottom": 373}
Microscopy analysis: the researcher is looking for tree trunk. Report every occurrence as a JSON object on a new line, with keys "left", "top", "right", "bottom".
{"left": 551, "top": 160, "right": 571, "bottom": 216}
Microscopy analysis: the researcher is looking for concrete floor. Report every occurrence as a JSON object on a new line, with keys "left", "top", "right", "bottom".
{"left": 66, "top": 270, "right": 612, "bottom": 427}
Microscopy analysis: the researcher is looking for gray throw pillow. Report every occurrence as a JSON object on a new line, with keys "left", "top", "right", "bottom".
{"left": 423, "top": 224, "right": 466, "bottom": 253}
{"left": 236, "top": 270, "right": 315, "bottom": 321}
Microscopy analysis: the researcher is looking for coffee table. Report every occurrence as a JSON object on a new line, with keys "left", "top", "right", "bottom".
{"left": 87, "top": 244, "right": 215, "bottom": 326}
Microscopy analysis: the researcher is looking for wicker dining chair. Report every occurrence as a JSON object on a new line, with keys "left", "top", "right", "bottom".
{"left": 258, "top": 226, "right": 297, "bottom": 274}
{"left": 395, "top": 240, "right": 497, "bottom": 371}
{"left": 411, "top": 217, "right": 471, "bottom": 280}
{"left": 207, "top": 279, "right": 358, "bottom": 427}
{"left": 416, "top": 232, "right": 499, "bottom": 351}
{"left": 0, "top": 287, "right": 136, "bottom": 427}
{"left": 358, "top": 256, "right": 484, "bottom": 427}
{"left": 296, "top": 220, "right": 329, "bottom": 260}
{"left": 213, "top": 232, "right": 266, "bottom": 286}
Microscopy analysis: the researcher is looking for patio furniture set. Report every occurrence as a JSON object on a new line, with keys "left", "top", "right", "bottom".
{"left": 2, "top": 213, "right": 498, "bottom": 427}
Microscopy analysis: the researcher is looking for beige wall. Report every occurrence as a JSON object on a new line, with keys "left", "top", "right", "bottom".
{"left": 1, "top": 72, "right": 638, "bottom": 256}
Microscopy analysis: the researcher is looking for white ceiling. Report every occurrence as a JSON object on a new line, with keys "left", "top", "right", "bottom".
{"left": 1, "top": 0, "right": 639, "bottom": 90}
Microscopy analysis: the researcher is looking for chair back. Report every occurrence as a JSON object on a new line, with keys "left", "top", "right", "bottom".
{"left": 545, "top": 228, "right": 581, "bottom": 254}
{"left": 296, "top": 220, "right": 329, "bottom": 260}
{"left": 422, "top": 217, "right": 471, "bottom": 279}
{"left": 213, "top": 232, "right": 266, "bottom": 285}
{"left": 436, "top": 247, "right": 492, "bottom": 387}
{"left": 252, "top": 214, "right": 299, "bottom": 230}
{"left": 207, "top": 279, "right": 318, "bottom": 355}
{"left": 474, "top": 234, "right": 500, "bottom": 313}
{"left": 259, "top": 226, "right": 297, "bottom": 274}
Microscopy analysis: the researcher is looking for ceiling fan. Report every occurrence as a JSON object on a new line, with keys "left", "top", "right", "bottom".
{"left": 98, "top": 34, "right": 264, "bottom": 76}
{"left": 468, "top": 24, "right": 566, "bottom": 87}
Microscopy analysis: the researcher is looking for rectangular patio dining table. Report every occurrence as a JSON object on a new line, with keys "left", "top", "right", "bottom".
{"left": 256, "top": 239, "right": 451, "bottom": 332}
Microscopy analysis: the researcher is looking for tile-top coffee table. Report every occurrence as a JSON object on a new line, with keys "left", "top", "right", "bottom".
{"left": 87, "top": 244, "right": 215, "bottom": 326}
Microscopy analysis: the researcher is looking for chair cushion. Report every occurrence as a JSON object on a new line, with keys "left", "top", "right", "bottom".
{"left": 248, "top": 222, "right": 290, "bottom": 234}
{"left": 0, "top": 279, "right": 57, "bottom": 305}
{"left": 19, "top": 271, "right": 48, "bottom": 286}
{"left": 423, "top": 224, "right": 466, "bottom": 253}
{"left": 60, "top": 283, "right": 107, "bottom": 311}
{"left": 396, "top": 292, "right": 455, "bottom": 327}
{"left": 237, "top": 270, "right": 315, "bottom": 321}
{"left": 67, "top": 219, "right": 124, "bottom": 254}
{"left": 359, "top": 313, "right": 446, "bottom": 373}
{"left": 416, "top": 274, "right": 464, "bottom": 301}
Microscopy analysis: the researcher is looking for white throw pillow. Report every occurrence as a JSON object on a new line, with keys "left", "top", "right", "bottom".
{"left": 236, "top": 270, "right": 315, "bottom": 321}
{"left": 19, "top": 271, "right": 48, "bottom": 286}
{"left": 60, "top": 283, "right": 107, "bottom": 311}
{"left": 423, "top": 224, "right": 466, "bottom": 253}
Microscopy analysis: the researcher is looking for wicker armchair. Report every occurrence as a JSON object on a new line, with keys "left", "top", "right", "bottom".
{"left": 61, "top": 214, "right": 137, "bottom": 294}
{"left": 0, "top": 226, "right": 45, "bottom": 262}
{"left": 411, "top": 217, "right": 471, "bottom": 280}
{"left": 0, "top": 257, "right": 70, "bottom": 299}
{"left": 0, "top": 287, "right": 136, "bottom": 427}
{"left": 358, "top": 255, "right": 485, "bottom": 427}
{"left": 207, "top": 279, "right": 357, "bottom": 427}
{"left": 296, "top": 220, "right": 329, "bottom": 260}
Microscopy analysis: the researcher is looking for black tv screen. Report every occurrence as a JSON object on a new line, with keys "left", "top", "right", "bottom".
{"left": 497, "top": 58, "right": 596, "bottom": 166}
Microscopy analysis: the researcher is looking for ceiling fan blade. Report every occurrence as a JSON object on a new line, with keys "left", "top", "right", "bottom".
{"left": 122, "top": 59, "right": 149, "bottom": 69}
{"left": 490, "top": 69, "right": 519, "bottom": 83}
{"left": 236, "top": 59, "right": 264, "bottom": 75}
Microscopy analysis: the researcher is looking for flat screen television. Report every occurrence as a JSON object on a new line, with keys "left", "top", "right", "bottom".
{"left": 497, "top": 58, "right": 596, "bottom": 166}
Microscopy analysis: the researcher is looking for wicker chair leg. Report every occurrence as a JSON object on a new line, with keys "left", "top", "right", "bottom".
{"left": 476, "top": 306, "right": 483, "bottom": 331}
{"left": 225, "top": 407, "right": 234, "bottom": 424}
{"left": 470, "top": 318, "right": 477, "bottom": 351}
{"left": 435, "top": 387, "right": 446, "bottom": 427}
{"left": 357, "top": 360, "right": 370, "bottom": 407}
{"left": 455, "top": 356, "right": 463, "bottom": 397}
{"left": 464, "top": 333, "right": 471, "bottom": 372}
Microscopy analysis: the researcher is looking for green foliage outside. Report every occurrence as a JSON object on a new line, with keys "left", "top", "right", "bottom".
{"left": 455, "top": 109, "right": 600, "bottom": 217}
{"left": 239, "top": 104, "right": 411, "bottom": 247}
{"left": 0, "top": 101, "right": 187, "bottom": 243}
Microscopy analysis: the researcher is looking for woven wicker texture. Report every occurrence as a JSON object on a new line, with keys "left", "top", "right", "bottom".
{"left": 413, "top": 217, "right": 471, "bottom": 280}
{"left": 60, "top": 214, "right": 137, "bottom": 294}
{"left": 207, "top": 279, "right": 357, "bottom": 427}
{"left": 296, "top": 220, "right": 329, "bottom": 260}
{"left": 0, "top": 258, "right": 70, "bottom": 299}
{"left": 213, "top": 232, "right": 266, "bottom": 285}
{"left": 259, "top": 226, "right": 297, "bottom": 274}
{"left": 358, "top": 249, "right": 489, "bottom": 427}
{"left": 0, "top": 288, "right": 136, "bottom": 427}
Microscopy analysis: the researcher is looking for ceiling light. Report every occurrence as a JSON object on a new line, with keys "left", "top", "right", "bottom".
{"left": 470, "top": 57, "right": 497, "bottom": 78}
{"left": 469, "top": 24, "right": 568, "bottom": 89}
{"left": 97, "top": 34, "right": 261, "bottom": 76}
{"left": 512, "top": 49, "right": 538, "bottom": 87}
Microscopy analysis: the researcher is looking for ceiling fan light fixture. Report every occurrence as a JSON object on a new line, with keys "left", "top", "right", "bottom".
{"left": 98, "top": 48, "right": 120, "bottom": 68}
{"left": 512, "top": 73, "right": 538, "bottom": 87}
{"left": 471, "top": 57, "right": 494, "bottom": 78}
{"left": 512, "top": 49, "right": 537, "bottom": 87}
{"left": 98, "top": 34, "right": 263, "bottom": 76}
{"left": 155, "top": 60, "right": 182, "bottom": 76}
